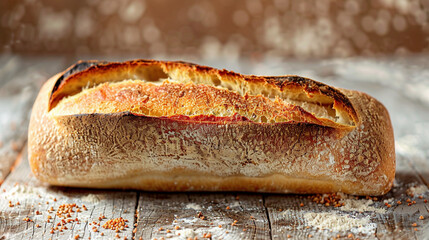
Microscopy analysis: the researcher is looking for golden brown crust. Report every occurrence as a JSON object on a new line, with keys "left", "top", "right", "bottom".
{"left": 51, "top": 80, "right": 336, "bottom": 127}
{"left": 48, "top": 60, "right": 358, "bottom": 128}
{"left": 29, "top": 60, "right": 395, "bottom": 196}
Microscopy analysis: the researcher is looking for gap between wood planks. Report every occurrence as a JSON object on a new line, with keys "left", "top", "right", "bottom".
{"left": 132, "top": 192, "right": 140, "bottom": 240}
{"left": 262, "top": 196, "right": 273, "bottom": 240}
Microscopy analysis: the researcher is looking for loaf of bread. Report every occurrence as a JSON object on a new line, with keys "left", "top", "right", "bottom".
{"left": 28, "top": 60, "right": 395, "bottom": 195}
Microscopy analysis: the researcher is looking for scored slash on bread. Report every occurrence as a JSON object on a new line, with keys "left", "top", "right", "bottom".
{"left": 29, "top": 60, "right": 395, "bottom": 196}
{"left": 48, "top": 60, "right": 358, "bottom": 130}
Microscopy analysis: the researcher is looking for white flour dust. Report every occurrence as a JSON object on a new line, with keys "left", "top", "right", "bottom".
{"left": 304, "top": 212, "right": 376, "bottom": 233}
{"left": 407, "top": 185, "right": 428, "bottom": 196}
{"left": 340, "top": 198, "right": 386, "bottom": 214}
{"left": 185, "top": 203, "right": 202, "bottom": 210}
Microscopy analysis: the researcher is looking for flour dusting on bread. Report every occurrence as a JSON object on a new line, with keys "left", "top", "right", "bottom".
{"left": 28, "top": 60, "right": 395, "bottom": 195}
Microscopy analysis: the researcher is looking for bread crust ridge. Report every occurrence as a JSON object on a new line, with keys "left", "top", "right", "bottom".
{"left": 28, "top": 60, "right": 395, "bottom": 195}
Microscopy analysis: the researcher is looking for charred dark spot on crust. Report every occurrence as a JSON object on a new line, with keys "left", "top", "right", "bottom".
{"left": 260, "top": 75, "right": 358, "bottom": 121}
{"left": 217, "top": 69, "right": 243, "bottom": 78}
{"left": 50, "top": 60, "right": 107, "bottom": 102}
{"left": 261, "top": 75, "right": 326, "bottom": 91}
{"left": 172, "top": 61, "right": 198, "bottom": 66}
{"left": 66, "top": 61, "right": 108, "bottom": 78}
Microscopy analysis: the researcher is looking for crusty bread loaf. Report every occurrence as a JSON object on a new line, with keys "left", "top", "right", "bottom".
{"left": 28, "top": 60, "right": 395, "bottom": 195}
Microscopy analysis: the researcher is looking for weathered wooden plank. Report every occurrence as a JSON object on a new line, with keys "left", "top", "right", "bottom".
{"left": 135, "top": 192, "right": 271, "bottom": 240}
{"left": 264, "top": 153, "right": 429, "bottom": 240}
{"left": 400, "top": 156, "right": 429, "bottom": 240}
{"left": 372, "top": 154, "right": 425, "bottom": 240}
{"left": 401, "top": 132, "right": 429, "bottom": 189}
{"left": 0, "top": 56, "right": 66, "bottom": 184}
{"left": 0, "top": 147, "right": 138, "bottom": 240}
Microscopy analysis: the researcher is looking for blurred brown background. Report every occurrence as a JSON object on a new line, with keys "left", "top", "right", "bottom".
{"left": 1, "top": 0, "right": 429, "bottom": 61}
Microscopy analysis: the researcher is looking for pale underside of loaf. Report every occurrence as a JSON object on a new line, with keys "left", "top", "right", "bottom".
{"left": 28, "top": 60, "right": 395, "bottom": 196}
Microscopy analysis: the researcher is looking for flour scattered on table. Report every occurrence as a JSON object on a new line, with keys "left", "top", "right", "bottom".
{"left": 81, "top": 194, "right": 103, "bottom": 203}
{"left": 172, "top": 221, "right": 227, "bottom": 239}
{"left": 326, "top": 192, "right": 386, "bottom": 214}
{"left": 2, "top": 184, "right": 55, "bottom": 200}
{"left": 185, "top": 203, "right": 202, "bottom": 210}
{"left": 407, "top": 185, "right": 428, "bottom": 196}
{"left": 280, "top": 209, "right": 292, "bottom": 217}
{"left": 176, "top": 229, "right": 196, "bottom": 238}
{"left": 304, "top": 212, "right": 375, "bottom": 233}
{"left": 340, "top": 198, "right": 386, "bottom": 214}
{"left": 383, "top": 198, "right": 394, "bottom": 204}
{"left": 181, "top": 217, "right": 199, "bottom": 224}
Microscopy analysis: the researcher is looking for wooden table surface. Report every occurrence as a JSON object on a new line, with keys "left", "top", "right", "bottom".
{"left": 1, "top": 55, "right": 429, "bottom": 240}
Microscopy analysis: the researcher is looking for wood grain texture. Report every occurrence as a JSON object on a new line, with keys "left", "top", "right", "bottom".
{"left": 135, "top": 193, "right": 271, "bottom": 239}
{"left": 0, "top": 148, "right": 138, "bottom": 240}
{"left": 0, "top": 55, "right": 66, "bottom": 183}
{"left": 371, "top": 154, "right": 425, "bottom": 240}
{"left": 264, "top": 153, "right": 429, "bottom": 240}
